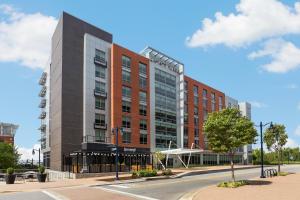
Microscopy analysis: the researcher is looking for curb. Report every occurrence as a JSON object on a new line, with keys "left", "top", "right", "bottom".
{"left": 173, "top": 166, "right": 261, "bottom": 178}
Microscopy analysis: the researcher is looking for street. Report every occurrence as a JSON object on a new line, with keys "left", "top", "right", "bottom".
{"left": 1, "top": 165, "right": 300, "bottom": 200}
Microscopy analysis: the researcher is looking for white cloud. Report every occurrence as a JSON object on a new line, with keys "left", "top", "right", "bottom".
{"left": 286, "top": 84, "right": 298, "bottom": 89}
{"left": 249, "top": 101, "right": 267, "bottom": 108}
{"left": 249, "top": 39, "right": 300, "bottom": 73}
{"left": 0, "top": 4, "right": 57, "bottom": 69}
{"left": 295, "top": 125, "right": 300, "bottom": 136}
{"left": 285, "top": 138, "right": 299, "bottom": 148}
{"left": 17, "top": 144, "right": 43, "bottom": 162}
{"left": 186, "top": 0, "right": 300, "bottom": 48}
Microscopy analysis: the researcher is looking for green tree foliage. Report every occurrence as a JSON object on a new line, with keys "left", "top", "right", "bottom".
{"left": 204, "top": 108, "right": 257, "bottom": 182}
{"left": 0, "top": 142, "right": 20, "bottom": 169}
{"left": 263, "top": 124, "right": 288, "bottom": 172}
{"left": 253, "top": 148, "right": 300, "bottom": 165}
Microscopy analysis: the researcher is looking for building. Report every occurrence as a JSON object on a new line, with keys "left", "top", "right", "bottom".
{"left": 39, "top": 12, "right": 253, "bottom": 172}
{"left": 0, "top": 122, "right": 18, "bottom": 145}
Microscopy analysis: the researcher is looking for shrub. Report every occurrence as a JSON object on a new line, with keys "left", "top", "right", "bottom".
{"left": 162, "top": 169, "right": 173, "bottom": 176}
{"left": 218, "top": 180, "right": 248, "bottom": 188}
{"left": 38, "top": 166, "right": 46, "bottom": 174}
{"left": 132, "top": 169, "right": 157, "bottom": 178}
{"left": 6, "top": 167, "right": 14, "bottom": 175}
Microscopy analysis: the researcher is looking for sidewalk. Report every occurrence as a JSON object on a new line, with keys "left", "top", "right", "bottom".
{"left": 0, "top": 165, "right": 256, "bottom": 194}
{"left": 189, "top": 173, "right": 300, "bottom": 200}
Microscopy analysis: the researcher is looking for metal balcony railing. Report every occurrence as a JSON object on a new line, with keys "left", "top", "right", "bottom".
{"left": 94, "top": 89, "right": 107, "bottom": 98}
{"left": 82, "top": 135, "right": 110, "bottom": 144}
{"left": 39, "top": 86, "right": 46, "bottom": 97}
{"left": 39, "top": 111, "right": 46, "bottom": 119}
{"left": 94, "top": 122, "right": 107, "bottom": 130}
{"left": 94, "top": 56, "right": 107, "bottom": 67}
{"left": 38, "top": 124, "right": 46, "bottom": 132}
{"left": 39, "top": 99, "right": 46, "bottom": 108}
{"left": 39, "top": 72, "right": 47, "bottom": 85}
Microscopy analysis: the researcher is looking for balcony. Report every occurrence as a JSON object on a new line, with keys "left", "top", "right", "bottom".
{"left": 94, "top": 56, "right": 107, "bottom": 67}
{"left": 39, "top": 86, "right": 46, "bottom": 97}
{"left": 38, "top": 124, "right": 46, "bottom": 132}
{"left": 39, "top": 99, "right": 46, "bottom": 108}
{"left": 83, "top": 135, "right": 110, "bottom": 143}
{"left": 39, "top": 111, "right": 46, "bottom": 119}
{"left": 39, "top": 72, "right": 47, "bottom": 85}
{"left": 94, "top": 89, "right": 107, "bottom": 98}
{"left": 94, "top": 122, "right": 107, "bottom": 130}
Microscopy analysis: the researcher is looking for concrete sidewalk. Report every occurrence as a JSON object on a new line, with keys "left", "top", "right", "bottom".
{"left": 187, "top": 173, "right": 300, "bottom": 200}
{"left": 0, "top": 165, "right": 257, "bottom": 194}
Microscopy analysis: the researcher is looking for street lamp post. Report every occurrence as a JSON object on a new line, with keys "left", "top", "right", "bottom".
{"left": 257, "top": 121, "right": 273, "bottom": 178}
{"left": 32, "top": 148, "right": 41, "bottom": 167}
{"left": 112, "top": 127, "right": 123, "bottom": 180}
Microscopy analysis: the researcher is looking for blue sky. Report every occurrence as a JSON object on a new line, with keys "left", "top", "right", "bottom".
{"left": 1, "top": 0, "right": 300, "bottom": 158}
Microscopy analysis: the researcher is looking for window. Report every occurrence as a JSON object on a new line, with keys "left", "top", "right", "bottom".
{"left": 184, "top": 104, "right": 188, "bottom": 114}
{"left": 122, "top": 116, "right": 131, "bottom": 128}
{"left": 211, "top": 92, "right": 216, "bottom": 112}
{"left": 194, "top": 117, "right": 199, "bottom": 126}
{"left": 203, "top": 109, "right": 208, "bottom": 121}
{"left": 122, "top": 70, "right": 131, "bottom": 83}
{"left": 194, "top": 107, "right": 198, "bottom": 115}
{"left": 95, "top": 97, "right": 105, "bottom": 110}
{"left": 193, "top": 86, "right": 198, "bottom": 96}
{"left": 219, "top": 96, "right": 223, "bottom": 110}
{"left": 194, "top": 138, "right": 199, "bottom": 146}
{"left": 139, "top": 105, "right": 147, "bottom": 116}
{"left": 139, "top": 63, "right": 147, "bottom": 75}
{"left": 122, "top": 55, "right": 131, "bottom": 69}
{"left": 184, "top": 115, "right": 188, "bottom": 124}
{"left": 139, "top": 76, "right": 147, "bottom": 89}
{"left": 122, "top": 86, "right": 131, "bottom": 99}
{"left": 194, "top": 96, "right": 199, "bottom": 106}
{"left": 122, "top": 131, "right": 131, "bottom": 144}
{"left": 95, "top": 129, "right": 105, "bottom": 142}
{"left": 139, "top": 91, "right": 147, "bottom": 103}
{"left": 202, "top": 89, "right": 208, "bottom": 109}
{"left": 122, "top": 101, "right": 131, "bottom": 113}
{"left": 95, "top": 113, "right": 105, "bottom": 126}
{"left": 140, "top": 132, "right": 147, "bottom": 144}
{"left": 194, "top": 128, "right": 199, "bottom": 137}
{"left": 95, "top": 81, "right": 105, "bottom": 93}
{"left": 140, "top": 119, "right": 147, "bottom": 130}
{"left": 95, "top": 49, "right": 105, "bottom": 61}
{"left": 184, "top": 92, "right": 188, "bottom": 102}
{"left": 184, "top": 81, "right": 188, "bottom": 91}
{"left": 95, "top": 65, "right": 105, "bottom": 78}
{"left": 202, "top": 89, "right": 207, "bottom": 97}
{"left": 184, "top": 127, "right": 188, "bottom": 137}
{"left": 184, "top": 138, "right": 189, "bottom": 148}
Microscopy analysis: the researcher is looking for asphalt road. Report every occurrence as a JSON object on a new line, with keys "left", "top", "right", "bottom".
{"left": 96, "top": 165, "right": 300, "bottom": 200}
{"left": 1, "top": 165, "right": 300, "bottom": 200}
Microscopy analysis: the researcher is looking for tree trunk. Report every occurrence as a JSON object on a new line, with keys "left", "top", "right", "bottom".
{"left": 277, "top": 149, "right": 281, "bottom": 173}
{"left": 230, "top": 153, "right": 235, "bottom": 182}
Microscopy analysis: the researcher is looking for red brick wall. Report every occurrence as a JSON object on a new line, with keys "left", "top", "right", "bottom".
{"left": 184, "top": 75, "right": 225, "bottom": 149}
{"left": 111, "top": 44, "right": 150, "bottom": 148}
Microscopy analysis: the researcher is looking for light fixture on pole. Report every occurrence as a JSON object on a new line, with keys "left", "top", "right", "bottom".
{"left": 32, "top": 148, "right": 41, "bottom": 167}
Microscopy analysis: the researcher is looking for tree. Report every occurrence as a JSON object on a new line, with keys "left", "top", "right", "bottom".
{"left": 203, "top": 108, "right": 257, "bottom": 182}
{"left": 264, "top": 124, "right": 288, "bottom": 173}
{"left": 0, "top": 142, "right": 20, "bottom": 169}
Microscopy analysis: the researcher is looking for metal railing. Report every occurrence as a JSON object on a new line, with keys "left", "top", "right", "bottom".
{"left": 83, "top": 135, "right": 110, "bottom": 143}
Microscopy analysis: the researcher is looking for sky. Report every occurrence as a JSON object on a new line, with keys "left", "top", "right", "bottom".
{"left": 0, "top": 0, "right": 300, "bottom": 160}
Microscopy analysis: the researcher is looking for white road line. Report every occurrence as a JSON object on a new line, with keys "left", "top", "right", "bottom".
{"left": 97, "top": 186, "right": 159, "bottom": 200}
{"left": 110, "top": 184, "right": 130, "bottom": 188}
{"left": 42, "top": 190, "right": 66, "bottom": 200}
